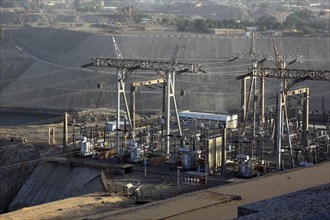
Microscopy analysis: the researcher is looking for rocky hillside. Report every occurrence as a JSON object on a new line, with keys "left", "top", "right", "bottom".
{"left": 0, "top": 136, "right": 39, "bottom": 213}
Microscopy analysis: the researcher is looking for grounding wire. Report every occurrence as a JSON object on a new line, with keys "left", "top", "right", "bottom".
{"left": 0, "top": 68, "right": 69, "bottom": 84}
{"left": 204, "top": 63, "right": 251, "bottom": 70}
{"left": 0, "top": 71, "right": 241, "bottom": 98}
{"left": 124, "top": 77, "right": 282, "bottom": 107}
{"left": 1, "top": 118, "right": 64, "bottom": 129}
{"left": 0, "top": 68, "right": 246, "bottom": 107}
{"left": 0, "top": 150, "right": 80, "bottom": 171}
{"left": 14, "top": 42, "right": 246, "bottom": 74}
{"left": 3, "top": 75, "right": 323, "bottom": 112}
{"left": 0, "top": 143, "right": 24, "bottom": 152}
{"left": 13, "top": 40, "right": 330, "bottom": 71}
{"left": 0, "top": 68, "right": 117, "bottom": 97}
{"left": 131, "top": 83, "right": 330, "bottom": 117}
{"left": 0, "top": 90, "right": 89, "bottom": 109}
{"left": 7, "top": 42, "right": 252, "bottom": 81}
{"left": 5, "top": 46, "right": 329, "bottom": 111}
{"left": 0, "top": 75, "right": 102, "bottom": 96}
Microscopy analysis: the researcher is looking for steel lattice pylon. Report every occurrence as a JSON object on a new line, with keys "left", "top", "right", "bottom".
{"left": 237, "top": 68, "right": 330, "bottom": 81}
{"left": 82, "top": 57, "right": 205, "bottom": 156}
{"left": 83, "top": 58, "right": 203, "bottom": 78}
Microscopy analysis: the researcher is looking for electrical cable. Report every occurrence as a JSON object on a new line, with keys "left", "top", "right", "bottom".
{"left": 0, "top": 90, "right": 89, "bottom": 109}
{"left": 2, "top": 41, "right": 328, "bottom": 114}
{"left": 0, "top": 150, "right": 80, "bottom": 171}
{"left": 0, "top": 143, "right": 23, "bottom": 152}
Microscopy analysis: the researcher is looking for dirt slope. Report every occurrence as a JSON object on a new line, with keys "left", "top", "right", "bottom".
{"left": 0, "top": 27, "right": 329, "bottom": 113}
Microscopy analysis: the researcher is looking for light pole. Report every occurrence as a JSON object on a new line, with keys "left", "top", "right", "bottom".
{"left": 220, "top": 123, "right": 227, "bottom": 176}
{"left": 177, "top": 166, "right": 182, "bottom": 190}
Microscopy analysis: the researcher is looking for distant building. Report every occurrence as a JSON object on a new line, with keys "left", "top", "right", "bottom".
{"left": 139, "top": 18, "right": 152, "bottom": 25}
{"left": 246, "top": 27, "right": 258, "bottom": 32}
{"left": 209, "top": 28, "right": 245, "bottom": 36}
{"left": 73, "top": 0, "right": 102, "bottom": 7}
{"left": 142, "top": 25, "right": 176, "bottom": 32}
{"left": 41, "top": 0, "right": 73, "bottom": 7}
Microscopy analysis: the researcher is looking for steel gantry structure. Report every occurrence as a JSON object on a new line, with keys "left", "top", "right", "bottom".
{"left": 232, "top": 36, "right": 310, "bottom": 170}
{"left": 237, "top": 66, "right": 330, "bottom": 169}
{"left": 237, "top": 68, "right": 330, "bottom": 81}
{"left": 82, "top": 54, "right": 204, "bottom": 156}
{"left": 233, "top": 34, "right": 330, "bottom": 168}
{"left": 232, "top": 34, "right": 304, "bottom": 136}
{"left": 130, "top": 78, "right": 166, "bottom": 131}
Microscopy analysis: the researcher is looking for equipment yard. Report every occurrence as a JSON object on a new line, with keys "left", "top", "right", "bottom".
{"left": 1, "top": 1, "right": 330, "bottom": 219}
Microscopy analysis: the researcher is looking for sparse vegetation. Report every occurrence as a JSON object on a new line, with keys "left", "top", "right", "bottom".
{"left": 282, "top": 9, "right": 329, "bottom": 35}
{"left": 174, "top": 17, "right": 278, "bottom": 33}
{"left": 255, "top": 16, "right": 281, "bottom": 31}
{"left": 0, "top": 1, "right": 328, "bottom": 37}
{"left": 172, "top": 9, "right": 329, "bottom": 36}
{"left": 76, "top": 4, "right": 102, "bottom": 13}
{"left": 133, "top": 14, "right": 152, "bottom": 24}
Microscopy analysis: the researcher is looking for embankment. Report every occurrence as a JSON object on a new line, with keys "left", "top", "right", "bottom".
{"left": 1, "top": 27, "right": 329, "bottom": 113}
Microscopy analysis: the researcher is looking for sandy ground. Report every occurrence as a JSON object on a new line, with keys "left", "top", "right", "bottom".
{"left": 0, "top": 123, "right": 64, "bottom": 147}
{"left": 1, "top": 162, "right": 328, "bottom": 220}
{"left": 92, "top": 162, "right": 330, "bottom": 220}
{"left": 0, "top": 193, "right": 135, "bottom": 220}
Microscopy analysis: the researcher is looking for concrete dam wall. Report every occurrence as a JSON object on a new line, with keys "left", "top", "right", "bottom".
{"left": 1, "top": 27, "right": 329, "bottom": 113}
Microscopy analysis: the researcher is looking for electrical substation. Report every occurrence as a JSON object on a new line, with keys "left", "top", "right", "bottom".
{"left": 45, "top": 35, "right": 330, "bottom": 204}
{"left": 1, "top": 1, "right": 330, "bottom": 218}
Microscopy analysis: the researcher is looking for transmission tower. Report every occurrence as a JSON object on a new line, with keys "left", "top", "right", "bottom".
{"left": 82, "top": 37, "right": 205, "bottom": 156}
{"left": 232, "top": 34, "right": 304, "bottom": 136}
{"left": 237, "top": 61, "right": 330, "bottom": 170}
